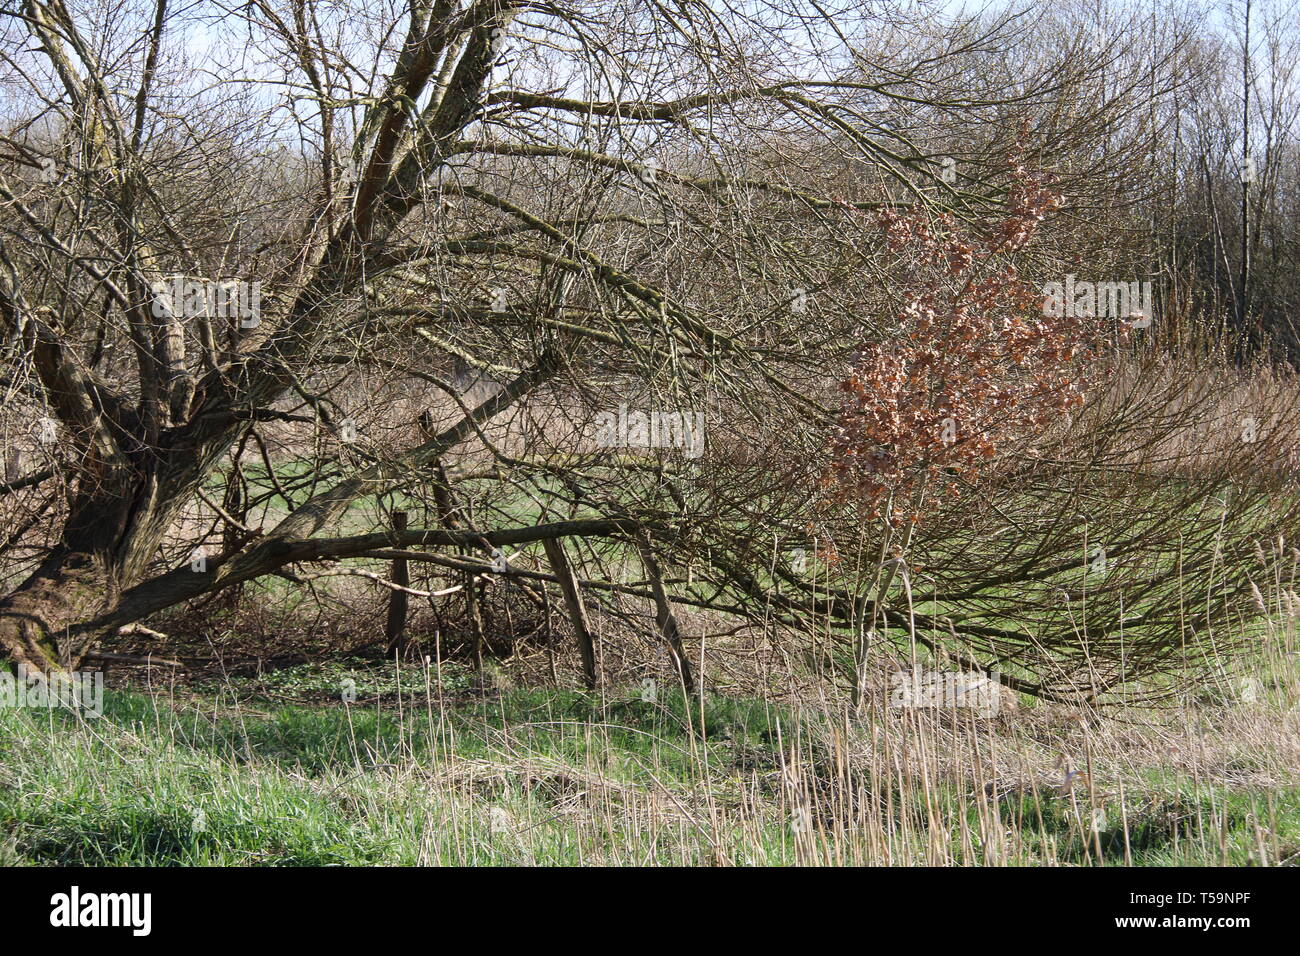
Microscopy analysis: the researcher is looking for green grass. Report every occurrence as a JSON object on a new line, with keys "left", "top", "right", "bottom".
{"left": 2, "top": 668, "right": 1297, "bottom": 865}
{"left": 0, "top": 680, "right": 799, "bottom": 865}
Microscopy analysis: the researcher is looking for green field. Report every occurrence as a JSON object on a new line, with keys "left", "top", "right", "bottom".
{"left": 3, "top": 658, "right": 1296, "bottom": 866}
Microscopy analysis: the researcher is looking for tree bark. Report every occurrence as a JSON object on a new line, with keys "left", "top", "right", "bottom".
{"left": 637, "top": 538, "right": 695, "bottom": 694}
{"left": 384, "top": 511, "right": 411, "bottom": 657}
{"left": 542, "top": 536, "right": 600, "bottom": 689}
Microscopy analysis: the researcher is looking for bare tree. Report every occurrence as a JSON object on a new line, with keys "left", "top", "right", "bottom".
{"left": 1, "top": 0, "right": 1290, "bottom": 707}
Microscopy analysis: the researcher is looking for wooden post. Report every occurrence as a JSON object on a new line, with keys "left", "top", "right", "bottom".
{"left": 467, "top": 573, "right": 485, "bottom": 670}
{"left": 637, "top": 538, "right": 695, "bottom": 693}
{"left": 542, "top": 536, "right": 599, "bottom": 689}
{"left": 385, "top": 511, "right": 410, "bottom": 656}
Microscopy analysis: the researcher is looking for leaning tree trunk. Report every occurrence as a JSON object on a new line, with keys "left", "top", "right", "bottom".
{"left": 0, "top": 547, "right": 113, "bottom": 674}
{"left": 0, "top": 522, "right": 131, "bottom": 674}
{"left": 0, "top": 458, "right": 193, "bottom": 675}
{"left": 0, "top": 347, "right": 561, "bottom": 677}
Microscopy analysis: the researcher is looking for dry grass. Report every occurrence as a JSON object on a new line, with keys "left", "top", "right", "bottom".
{"left": 3, "top": 581, "right": 1297, "bottom": 866}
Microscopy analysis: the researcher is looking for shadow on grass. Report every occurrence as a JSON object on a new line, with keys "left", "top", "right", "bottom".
{"left": 43, "top": 686, "right": 794, "bottom": 778}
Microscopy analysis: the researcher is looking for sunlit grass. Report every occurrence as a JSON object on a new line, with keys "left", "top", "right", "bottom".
{"left": 2, "top": 657, "right": 1296, "bottom": 865}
